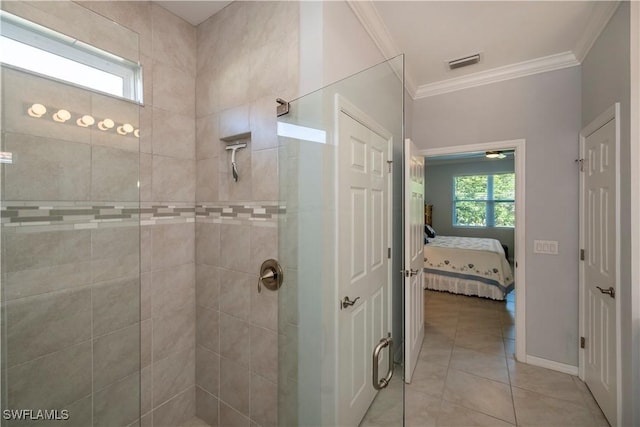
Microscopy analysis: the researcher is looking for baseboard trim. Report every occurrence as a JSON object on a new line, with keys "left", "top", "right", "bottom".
{"left": 526, "top": 354, "right": 579, "bottom": 376}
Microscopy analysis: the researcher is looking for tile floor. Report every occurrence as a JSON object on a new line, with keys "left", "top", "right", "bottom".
{"left": 184, "top": 290, "right": 610, "bottom": 427}
{"left": 362, "top": 290, "right": 610, "bottom": 427}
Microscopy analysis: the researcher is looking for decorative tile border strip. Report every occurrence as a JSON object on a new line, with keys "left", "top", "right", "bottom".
{"left": 1, "top": 201, "right": 286, "bottom": 231}
{"left": 1, "top": 202, "right": 195, "bottom": 231}
{"left": 196, "top": 202, "right": 285, "bottom": 224}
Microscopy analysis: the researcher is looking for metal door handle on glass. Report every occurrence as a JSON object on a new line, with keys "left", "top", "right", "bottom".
{"left": 596, "top": 286, "right": 615, "bottom": 299}
{"left": 372, "top": 333, "right": 394, "bottom": 390}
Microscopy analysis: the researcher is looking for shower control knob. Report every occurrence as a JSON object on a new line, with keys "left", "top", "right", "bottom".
{"left": 258, "top": 259, "right": 283, "bottom": 293}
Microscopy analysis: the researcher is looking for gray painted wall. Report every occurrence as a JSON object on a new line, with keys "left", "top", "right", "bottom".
{"left": 424, "top": 157, "right": 515, "bottom": 258}
{"left": 581, "top": 3, "right": 635, "bottom": 425}
{"left": 412, "top": 66, "right": 582, "bottom": 366}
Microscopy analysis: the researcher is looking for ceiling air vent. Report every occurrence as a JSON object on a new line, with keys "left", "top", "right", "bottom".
{"left": 448, "top": 53, "right": 481, "bottom": 70}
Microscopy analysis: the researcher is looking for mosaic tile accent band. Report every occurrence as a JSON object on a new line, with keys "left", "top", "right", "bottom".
{"left": 1, "top": 201, "right": 284, "bottom": 231}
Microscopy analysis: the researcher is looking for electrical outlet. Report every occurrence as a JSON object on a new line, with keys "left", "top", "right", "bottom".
{"left": 534, "top": 240, "right": 559, "bottom": 255}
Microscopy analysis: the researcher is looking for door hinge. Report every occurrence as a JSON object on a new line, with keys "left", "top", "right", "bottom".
{"left": 580, "top": 336, "right": 586, "bottom": 349}
{"left": 388, "top": 248, "right": 391, "bottom": 259}
{"left": 580, "top": 249, "right": 585, "bottom": 261}
{"left": 387, "top": 160, "right": 393, "bottom": 173}
{"left": 575, "top": 158, "right": 585, "bottom": 172}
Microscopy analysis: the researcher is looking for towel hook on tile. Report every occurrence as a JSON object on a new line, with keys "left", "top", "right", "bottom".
{"left": 225, "top": 142, "right": 247, "bottom": 182}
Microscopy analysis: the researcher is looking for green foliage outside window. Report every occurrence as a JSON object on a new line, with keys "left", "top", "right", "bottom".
{"left": 453, "top": 173, "right": 515, "bottom": 227}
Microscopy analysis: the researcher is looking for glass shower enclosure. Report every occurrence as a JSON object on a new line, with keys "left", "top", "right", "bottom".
{"left": 277, "top": 56, "right": 405, "bottom": 427}
{"left": 0, "top": 2, "right": 142, "bottom": 426}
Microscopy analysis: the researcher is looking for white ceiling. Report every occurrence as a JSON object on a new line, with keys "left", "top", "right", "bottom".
{"left": 157, "top": 1, "right": 231, "bottom": 26}
{"left": 155, "top": 0, "right": 619, "bottom": 98}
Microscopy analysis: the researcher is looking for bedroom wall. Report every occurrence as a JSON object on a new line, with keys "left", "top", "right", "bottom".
{"left": 412, "top": 66, "right": 582, "bottom": 367}
{"left": 424, "top": 157, "right": 515, "bottom": 259}
{"left": 581, "top": 3, "right": 635, "bottom": 425}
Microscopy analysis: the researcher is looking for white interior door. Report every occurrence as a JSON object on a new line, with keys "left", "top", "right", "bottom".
{"left": 404, "top": 138, "right": 425, "bottom": 383}
{"left": 582, "top": 116, "right": 617, "bottom": 426}
{"left": 337, "top": 107, "right": 391, "bottom": 427}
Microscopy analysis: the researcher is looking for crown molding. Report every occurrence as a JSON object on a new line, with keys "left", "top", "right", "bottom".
{"left": 414, "top": 51, "right": 579, "bottom": 99}
{"left": 574, "top": 1, "right": 620, "bottom": 63}
{"left": 347, "top": 0, "right": 417, "bottom": 96}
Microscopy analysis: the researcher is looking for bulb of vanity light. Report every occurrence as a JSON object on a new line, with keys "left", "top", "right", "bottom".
{"left": 52, "top": 109, "right": 71, "bottom": 122}
{"left": 117, "top": 123, "right": 134, "bottom": 135}
{"left": 98, "top": 118, "right": 115, "bottom": 131}
{"left": 76, "top": 115, "right": 95, "bottom": 127}
{"left": 133, "top": 129, "right": 140, "bottom": 138}
{"left": 27, "top": 103, "right": 47, "bottom": 118}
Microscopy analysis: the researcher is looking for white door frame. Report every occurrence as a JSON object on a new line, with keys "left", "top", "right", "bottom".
{"left": 578, "top": 103, "right": 621, "bottom": 424}
{"left": 417, "top": 139, "right": 526, "bottom": 362}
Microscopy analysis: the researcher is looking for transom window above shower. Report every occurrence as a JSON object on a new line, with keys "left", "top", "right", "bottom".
{"left": 0, "top": 11, "right": 143, "bottom": 103}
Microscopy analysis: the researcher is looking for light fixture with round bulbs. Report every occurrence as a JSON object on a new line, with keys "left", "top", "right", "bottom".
{"left": 76, "top": 115, "right": 95, "bottom": 127}
{"left": 117, "top": 123, "right": 134, "bottom": 135}
{"left": 27, "top": 103, "right": 47, "bottom": 118}
{"left": 52, "top": 109, "right": 71, "bottom": 123}
{"left": 98, "top": 118, "right": 115, "bottom": 131}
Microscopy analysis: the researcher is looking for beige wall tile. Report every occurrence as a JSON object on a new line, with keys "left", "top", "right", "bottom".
{"left": 141, "top": 365, "right": 153, "bottom": 415}
{"left": 219, "top": 224, "right": 252, "bottom": 273}
{"left": 91, "top": 145, "right": 139, "bottom": 201}
{"left": 93, "top": 373, "right": 140, "bottom": 427}
{"left": 196, "top": 346, "right": 220, "bottom": 397}
{"left": 7, "top": 342, "right": 92, "bottom": 410}
{"left": 4, "top": 261, "right": 91, "bottom": 301}
{"left": 195, "top": 223, "right": 220, "bottom": 266}
{"left": 196, "top": 264, "right": 220, "bottom": 311}
{"left": 151, "top": 264, "right": 195, "bottom": 317}
{"left": 196, "top": 387, "right": 219, "bottom": 427}
{"left": 219, "top": 105, "right": 250, "bottom": 140}
{"left": 220, "top": 313, "right": 250, "bottom": 368}
{"left": 141, "top": 318, "right": 152, "bottom": 368}
{"left": 152, "top": 107, "right": 195, "bottom": 159}
{"left": 151, "top": 223, "right": 195, "bottom": 270}
{"left": 219, "top": 401, "right": 250, "bottom": 427}
{"left": 92, "top": 276, "right": 140, "bottom": 337}
{"left": 3, "top": 229, "right": 91, "bottom": 273}
{"left": 153, "top": 304, "right": 196, "bottom": 362}
{"left": 90, "top": 94, "right": 140, "bottom": 152}
{"left": 250, "top": 374, "right": 277, "bottom": 427}
{"left": 251, "top": 148, "right": 278, "bottom": 202}
{"left": 250, "top": 283, "right": 278, "bottom": 332}
{"left": 218, "top": 59, "right": 251, "bottom": 112}
{"left": 151, "top": 4, "right": 196, "bottom": 73}
{"left": 219, "top": 358, "right": 250, "bottom": 416}
{"left": 196, "top": 306, "right": 219, "bottom": 354}
{"left": 4, "top": 133, "right": 91, "bottom": 201}
{"left": 93, "top": 323, "right": 140, "bottom": 391}
{"left": 153, "top": 387, "right": 196, "bottom": 427}
{"left": 250, "top": 326, "right": 278, "bottom": 384}
{"left": 196, "top": 67, "right": 220, "bottom": 119}
{"left": 5, "top": 288, "right": 91, "bottom": 367}
{"left": 196, "top": 113, "right": 220, "bottom": 160}
{"left": 153, "top": 346, "right": 196, "bottom": 407}
{"left": 196, "top": 157, "right": 219, "bottom": 202}
{"left": 250, "top": 96, "right": 278, "bottom": 152}
{"left": 219, "top": 269, "right": 251, "bottom": 321}
{"left": 140, "top": 152, "right": 153, "bottom": 202}
{"left": 151, "top": 155, "right": 195, "bottom": 202}
{"left": 153, "top": 62, "right": 195, "bottom": 117}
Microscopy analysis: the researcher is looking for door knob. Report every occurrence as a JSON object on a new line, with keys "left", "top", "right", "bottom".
{"left": 340, "top": 296, "right": 360, "bottom": 309}
{"left": 596, "top": 286, "right": 615, "bottom": 299}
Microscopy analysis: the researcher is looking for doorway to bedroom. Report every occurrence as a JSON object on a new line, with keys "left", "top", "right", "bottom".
{"left": 419, "top": 139, "right": 525, "bottom": 361}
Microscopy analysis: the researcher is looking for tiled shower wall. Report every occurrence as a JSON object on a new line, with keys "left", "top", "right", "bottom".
{"left": 75, "top": 2, "right": 198, "bottom": 426}
{"left": 194, "top": 2, "right": 299, "bottom": 426}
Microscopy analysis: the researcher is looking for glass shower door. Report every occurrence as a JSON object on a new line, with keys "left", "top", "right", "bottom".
{"left": 0, "top": 3, "right": 142, "bottom": 426}
{"left": 277, "top": 56, "right": 405, "bottom": 427}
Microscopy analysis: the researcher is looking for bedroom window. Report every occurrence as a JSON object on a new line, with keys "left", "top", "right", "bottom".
{"left": 453, "top": 173, "right": 515, "bottom": 227}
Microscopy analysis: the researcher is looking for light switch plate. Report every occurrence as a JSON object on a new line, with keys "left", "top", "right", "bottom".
{"left": 534, "top": 240, "right": 559, "bottom": 255}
